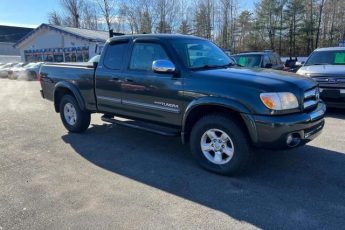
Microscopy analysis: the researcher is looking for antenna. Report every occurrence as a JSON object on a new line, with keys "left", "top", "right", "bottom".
{"left": 109, "top": 29, "right": 125, "bottom": 38}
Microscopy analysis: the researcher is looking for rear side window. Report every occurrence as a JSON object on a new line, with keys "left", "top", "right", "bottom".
{"left": 233, "top": 55, "right": 262, "bottom": 68}
{"left": 129, "top": 43, "right": 170, "bottom": 71}
{"left": 263, "top": 55, "right": 271, "bottom": 66}
{"left": 274, "top": 53, "right": 282, "bottom": 64}
{"left": 103, "top": 42, "right": 128, "bottom": 70}
{"left": 335, "top": 52, "right": 345, "bottom": 64}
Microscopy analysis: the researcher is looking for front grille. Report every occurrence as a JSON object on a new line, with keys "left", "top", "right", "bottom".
{"left": 313, "top": 77, "right": 345, "bottom": 84}
{"left": 303, "top": 87, "right": 319, "bottom": 111}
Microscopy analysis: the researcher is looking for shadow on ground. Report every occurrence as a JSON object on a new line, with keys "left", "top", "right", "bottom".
{"left": 325, "top": 108, "right": 345, "bottom": 119}
{"left": 62, "top": 124, "right": 345, "bottom": 229}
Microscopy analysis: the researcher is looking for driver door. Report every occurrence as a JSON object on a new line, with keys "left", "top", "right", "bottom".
{"left": 120, "top": 41, "right": 185, "bottom": 126}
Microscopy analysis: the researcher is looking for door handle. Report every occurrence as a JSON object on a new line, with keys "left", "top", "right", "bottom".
{"left": 110, "top": 77, "right": 120, "bottom": 81}
{"left": 125, "top": 78, "right": 134, "bottom": 83}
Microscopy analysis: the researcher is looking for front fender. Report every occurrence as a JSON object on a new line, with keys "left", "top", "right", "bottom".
{"left": 181, "top": 97, "right": 252, "bottom": 142}
{"left": 54, "top": 81, "right": 86, "bottom": 112}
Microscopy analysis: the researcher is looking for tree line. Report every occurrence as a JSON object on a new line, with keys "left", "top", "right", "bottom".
{"left": 48, "top": 0, "right": 345, "bottom": 57}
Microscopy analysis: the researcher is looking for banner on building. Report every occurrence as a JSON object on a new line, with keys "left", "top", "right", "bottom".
{"left": 24, "top": 46, "right": 89, "bottom": 62}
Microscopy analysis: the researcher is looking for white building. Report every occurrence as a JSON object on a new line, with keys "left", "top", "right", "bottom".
{"left": 14, "top": 24, "right": 109, "bottom": 62}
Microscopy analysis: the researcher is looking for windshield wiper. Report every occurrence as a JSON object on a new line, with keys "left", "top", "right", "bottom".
{"left": 220, "top": 63, "right": 243, "bottom": 68}
{"left": 190, "top": 65, "right": 222, "bottom": 71}
{"left": 191, "top": 63, "right": 242, "bottom": 71}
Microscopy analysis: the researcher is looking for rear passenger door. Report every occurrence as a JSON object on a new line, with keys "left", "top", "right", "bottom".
{"left": 95, "top": 40, "right": 129, "bottom": 113}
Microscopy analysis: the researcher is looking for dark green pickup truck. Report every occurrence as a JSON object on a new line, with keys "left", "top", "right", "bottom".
{"left": 39, "top": 34, "right": 326, "bottom": 175}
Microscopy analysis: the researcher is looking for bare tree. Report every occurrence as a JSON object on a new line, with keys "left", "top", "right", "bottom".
{"left": 219, "top": 0, "right": 232, "bottom": 48}
{"left": 193, "top": 0, "right": 214, "bottom": 39}
{"left": 120, "top": 0, "right": 155, "bottom": 34}
{"left": 315, "top": 0, "right": 325, "bottom": 48}
{"left": 140, "top": 10, "right": 152, "bottom": 33}
{"left": 48, "top": 10, "right": 63, "bottom": 26}
{"left": 60, "top": 0, "right": 85, "bottom": 28}
{"left": 155, "top": 0, "right": 180, "bottom": 33}
{"left": 96, "top": 0, "right": 116, "bottom": 30}
{"left": 82, "top": 1, "right": 99, "bottom": 30}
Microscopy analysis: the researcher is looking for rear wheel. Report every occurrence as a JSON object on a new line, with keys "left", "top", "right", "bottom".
{"left": 59, "top": 95, "right": 90, "bottom": 133}
{"left": 190, "top": 114, "right": 252, "bottom": 175}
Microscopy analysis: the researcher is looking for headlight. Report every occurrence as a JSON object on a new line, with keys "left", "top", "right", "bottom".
{"left": 260, "top": 92, "right": 299, "bottom": 110}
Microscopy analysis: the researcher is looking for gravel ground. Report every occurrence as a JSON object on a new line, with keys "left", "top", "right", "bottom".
{"left": 0, "top": 79, "right": 344, "bottom": 230}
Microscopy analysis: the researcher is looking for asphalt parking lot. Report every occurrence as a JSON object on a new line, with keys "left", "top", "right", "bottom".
{"left": 0, "top": 79, "right": 344, "bottom": 230}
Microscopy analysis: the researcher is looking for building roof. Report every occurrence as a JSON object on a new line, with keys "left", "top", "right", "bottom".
{"left": 0, "top": 25, "right": 33, "bottom": 43}
{"left": 14, "top": 23, "right": 109, "bottom": 48}
{"left": 314, "top": 47, "right": 345, "bottom": 52}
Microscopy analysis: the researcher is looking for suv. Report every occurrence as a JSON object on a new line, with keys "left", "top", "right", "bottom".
{"left": 232, "top": 51, "right": 284, "bottom": 70}
{"left": 297, "top": 47, "right": 345, "bottom": 108}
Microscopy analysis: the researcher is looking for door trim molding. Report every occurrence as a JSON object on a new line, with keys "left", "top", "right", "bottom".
{"left": 122, "top": 99, "right": 180, "bottom": 114}
{"left": 97, "top": 96, "right": 121, "bottom": 104}
{"left": 97, "top": 96, "right": 180, "bottom": 114}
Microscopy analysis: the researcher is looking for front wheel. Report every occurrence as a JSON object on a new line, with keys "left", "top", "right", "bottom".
{"left": 190, "top": 114, "right": 252, "bottom": 175}
{"left": 59, "top": 95, "right": 91, "bottom": 133}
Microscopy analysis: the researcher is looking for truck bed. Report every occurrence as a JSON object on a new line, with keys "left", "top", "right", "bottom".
{"left": 43, "top": 62, "right": 95, "bottom": 69}
{"left": 40, "top": 62, "right": 97, "bottom": 111}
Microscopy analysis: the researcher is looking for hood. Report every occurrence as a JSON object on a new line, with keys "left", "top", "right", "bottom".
{"left": 297, "top": 65, "right": 345, "bottom": 76}
{"left": 196, "top": 67, "right": 317, "bottom": 92}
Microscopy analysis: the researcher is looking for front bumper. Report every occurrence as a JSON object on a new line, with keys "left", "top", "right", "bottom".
{"left": 242, "top": 102, "right": 326, "bottom": 149}
{"left": 319, "top": 88, "right": 345, "bottom": 108}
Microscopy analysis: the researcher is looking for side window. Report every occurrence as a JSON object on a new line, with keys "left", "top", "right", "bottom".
{"left": 334, "top": 52, "right": 345, "bottom": 64}
{"left": 275, "top": 53, "right": 282, "bottom": 64}
{"left": 129, "top": 43, "right": 170, "bottom": 71}
{"left": 263, "top": 55, "right": 270, "bottom": 67}
{"left": 103, "top": 42, "right": 128, "bottom": 70}
{"left": 268, "top": 53, "right": 277, "bottom": 65}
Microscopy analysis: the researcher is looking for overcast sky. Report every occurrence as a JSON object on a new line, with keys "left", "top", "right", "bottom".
{"left": 0, "top": 0, "right": 256, "bottom": 28}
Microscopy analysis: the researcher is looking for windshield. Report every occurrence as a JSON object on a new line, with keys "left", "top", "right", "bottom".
{"left": 170, "top": 39, "right": 233, "bottom": 69}
{"left": 305, "top": 50, "right": 345, "bottom": 66}
{"left": 233, "top": 54, "right": 262, "bottom": 68}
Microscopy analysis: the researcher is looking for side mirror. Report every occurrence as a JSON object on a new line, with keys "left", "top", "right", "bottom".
{"left": 152, "top": 60, "right": 176, "bottom": 74}
{"left": 93, "top": 61, "right": 98, "bottom": 68}
{"left": 265, "top": 63, "right": 273, "bottom": 68}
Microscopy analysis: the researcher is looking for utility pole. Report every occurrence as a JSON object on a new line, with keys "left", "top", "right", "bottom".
{"left": 315, "top": 0, "right": 325, "bottom": 48}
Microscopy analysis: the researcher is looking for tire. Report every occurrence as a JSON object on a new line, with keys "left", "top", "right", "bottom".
{"left": 28, "top": 72, "right": 36, "bottom": 81}
{"left": 59, "top": 95, "right": 91, "bottom": 133}
{"left": 190, "top": 114, "right": 252, "bottom": 176}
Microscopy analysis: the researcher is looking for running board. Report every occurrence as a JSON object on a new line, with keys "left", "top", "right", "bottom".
{"left": 101, "top": 115, "right": 180, "bottom": 137}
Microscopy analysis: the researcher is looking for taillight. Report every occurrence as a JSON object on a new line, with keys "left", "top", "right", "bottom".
{"left": 38, "top": 73, "right": 43, "bottom": 83}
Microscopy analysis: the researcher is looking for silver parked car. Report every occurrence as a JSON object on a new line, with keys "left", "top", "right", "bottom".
{"left": 0, "top": 63, "right": 17, "bottom": 78}
{"left": 297, "top": 47, "right": 345, "bottom": 108}
{"left": 15, "top": 62, "right": 44, "bottom": 81}
{"left": 8, "top": 63, "right": 27, "bottom": 80}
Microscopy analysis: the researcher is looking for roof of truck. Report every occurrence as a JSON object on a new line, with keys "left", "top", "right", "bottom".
{"left": 314, "top": 47, "right": 345, "bottom": 52}
{"left": 108, "top": 34, "right": 203, "bottom": 42}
